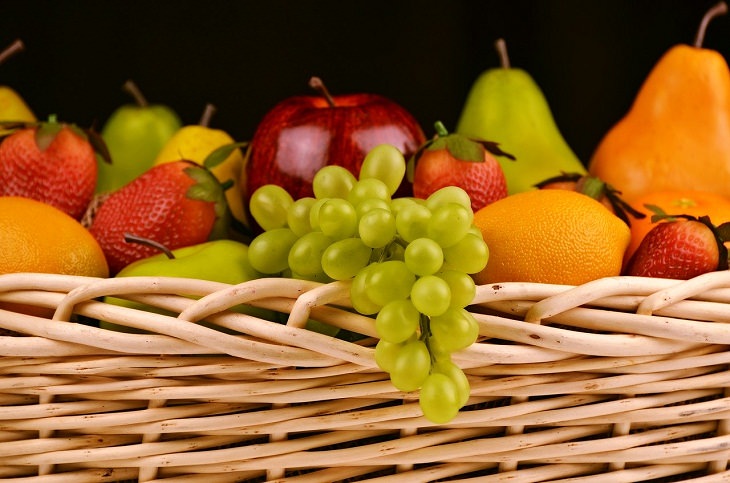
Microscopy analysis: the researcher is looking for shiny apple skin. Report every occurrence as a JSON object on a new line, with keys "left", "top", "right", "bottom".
{"left": 245, "top": 93, "right": 426, "bottom": 205}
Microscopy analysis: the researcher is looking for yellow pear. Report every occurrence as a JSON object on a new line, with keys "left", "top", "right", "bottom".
{"left": 0, "top": 40, "right": 36, "bottom": 134}
{"left": 153, "top": 104, "right": 248, "bottom": 228}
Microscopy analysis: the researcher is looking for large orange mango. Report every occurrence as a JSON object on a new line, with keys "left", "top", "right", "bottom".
{"left": 589, "top": 2, "right": 730, "bottom": 201}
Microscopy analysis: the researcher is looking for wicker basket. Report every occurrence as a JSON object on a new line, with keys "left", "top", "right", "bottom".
{"left": 0, "top": 270, "right": 729, "bottom": 482}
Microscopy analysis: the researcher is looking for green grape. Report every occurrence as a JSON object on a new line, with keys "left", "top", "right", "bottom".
{"left": 468, "top": 225, "right": 484, "bottom": 240}
{"left": 437, "top": 270, "right": 476, "bottom": 308}
{"left": 425, "top": 185, "right": 472, "bottom": 213}
{"left": 318, "top": 198, "right": 358, "bottom": 239}
{"left": 312, "top": 165, "right": 357, "bottom": 199}
{"left": 433, "top": 358, "right": 471, "bottom": 407}
{"left": 419, "top": 372, "right": 461, "bottom": 424}
{"left": 359, "top": 144, "right": 406, "bottom": 196}
{"left": 321, "top": 237, "right": 372, "bottom": 280}
{"left": 248, "top": 228, "right": 299, "bottom": 274}
{"left": 287, "top": 197, "right": 317, "bottom": 237}
{"left": 428, "top": 203, "right": 473, "bottom": 248}
{"left": 410, "top": 275, "right": 451, "bottom": 317}
{"left": 288, "top": 231, "right": 334, "bottom": 277}
{"left": 404, "top": 238, "right": 443, "bottom": 276}
{"left": 249, "top": 184, "right": 294, "bottom": 231}
{"left": 351, "top": 263, "right": 381, "bottom": 315}
{"left": 308, "top": 198, "right": 328, "bottom": 231}
{"left": 390, "top": 197, "right": 419, "bottom": 217}
{"left": 442, "top": 233, "right": 490, "bottom": 274}
{"left": 290, "top": 270, "right": 334, "bottom": 283}
{"left": 375, "top": 339, "right": 404, "bottom": 373}
{"left": 355, "top": 198, "right": 391, "bottom": 218}
{"left": 382, "top": 241, "right": 405, "bottom": 262}
{"left": 376, "top": 299, "right": 420, "bottom": 344}
{"left": 366, "top": 260, "right": 416, "bottom": 306}
{"left": 395, "top": 203, "right": 432, "bottom": 242}
{"left": 359, "top": 208, "right": 396, "bottom": 248}
{"left": 390, "top": 339, "right": 431, "bottom": 392}
{"left": 426, "top": 332, "right": 450, "bottom": 361}
{"left": 429, "top": 308, "right": 479, "bottom": 353}
{"left": 348, "top": 178, "right": 390, "bottom": 207}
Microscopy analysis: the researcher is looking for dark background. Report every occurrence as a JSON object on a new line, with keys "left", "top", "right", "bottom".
{"left": 1, "top": 0, "right": 725, "bottom": 165}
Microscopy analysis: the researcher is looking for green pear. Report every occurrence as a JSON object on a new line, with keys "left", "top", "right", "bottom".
{"left": 455, "top": 38, "right": 585, "bottom": 195}
{"left": 100, "top": 237, "right": 275, "bottom": 333}
{"left": 96, "top": 80, "right": 181, "bottom": 193}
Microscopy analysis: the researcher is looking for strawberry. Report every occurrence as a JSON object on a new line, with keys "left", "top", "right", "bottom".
{"left": 0, "top": 118, "right": 108, "bottom": 220}
{"left": 624, "top": 210, "right": 730, "bottom": 279}
{"left": 408, "top": 121, "right": 513, "bottom": 212}
{"left": 88, "top": 160, "right": 229, "bottom": 275}
{"left": 536, "top": 172, "right": 645, "bottom": 226}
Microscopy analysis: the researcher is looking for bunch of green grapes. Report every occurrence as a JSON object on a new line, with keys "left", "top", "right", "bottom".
{"left": 247, "top": 144, "right": 489, "bottom": 423}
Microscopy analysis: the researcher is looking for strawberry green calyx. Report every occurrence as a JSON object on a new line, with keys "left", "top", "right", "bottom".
{"left": 203, "top": 141, "right": 249, "bottom": 171}
{"left": 407, "top": 120, "right": 514, "bottom": 182}
{"left": 184, "top": 163, "right": 232, "bottom": 241}
{"left": 0, "top": 115, "right": 112, "bottom": 164}
{"left": 536, "top": 171, "right": 645, "bottom": 226}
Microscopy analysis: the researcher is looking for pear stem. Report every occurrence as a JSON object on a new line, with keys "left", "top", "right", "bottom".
{"left": 495, "top": 38, "right": 511, "bottom": 69}
{"left": 122, "top": 79, "right": 149, "bottom": 107}
{"left": 0, "top": 39, "right": 24, "bottom": 67}
{"left": 694, "top": 1, "right": 728, "bottom": 47}
{"left": 309, "top": 76, "right": 336, "bottom": 107}
{"left": 124, "top": 233, "right": 176, "bottom": 260}
{"left": 199, "top": 103, "right": 216, "bottom": 127}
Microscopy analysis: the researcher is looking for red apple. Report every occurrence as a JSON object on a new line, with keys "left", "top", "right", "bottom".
{"left": 244, "top": 77, "right": 426, "bottom": 208}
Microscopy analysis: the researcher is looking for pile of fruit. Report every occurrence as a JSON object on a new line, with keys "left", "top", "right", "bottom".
{"left": 2, "top": 2, "right": 730, "bottom": 423}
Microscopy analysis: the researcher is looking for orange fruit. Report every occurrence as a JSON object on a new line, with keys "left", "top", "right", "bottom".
{"left": 472, "top": 189, "right": 630, "bottom": 285}
{"left": 0, "top": 196, "right": 109, "bottom": 277}
{"left": 624, "top": 190, "right": 730, "bottom": 264}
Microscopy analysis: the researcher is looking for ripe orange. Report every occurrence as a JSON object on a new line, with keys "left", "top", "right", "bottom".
{"left": 0, "top": 196, "right": 109, "bottom": 277}
{"left": 624, "top": 190, "right": 730, "bottom": 264}
{"left": 472, "top": 189, "right": 630, "bottom": 285}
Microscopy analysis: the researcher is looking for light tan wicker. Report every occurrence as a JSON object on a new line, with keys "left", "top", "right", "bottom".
{"left": 0, "top": 270, "right": 728, "bottom": 482}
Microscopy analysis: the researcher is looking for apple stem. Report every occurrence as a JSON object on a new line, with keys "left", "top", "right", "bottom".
{"left": 0, "top": 39, "right": 24, "bottom": 67}
{"left": 199, "top": 103, "right": 217, "bottom": 127}
{"left": 695, "top": 1, "right": 727, "bottom": 47}
{"left": 122, "top": 79, "right": 149, "bottom": 107}
{"left": 308, "top": 76, "right": 336, "bottom": 107}
{"left": 123, "top": 233, "right": 176, "bottom": 259}
{"left": 495, "top": 38, "right": 510, "bottom": 69}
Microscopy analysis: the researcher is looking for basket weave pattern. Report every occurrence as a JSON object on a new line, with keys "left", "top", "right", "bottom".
{"left": 0, "top": 271, "right": 729, "bottom": 482}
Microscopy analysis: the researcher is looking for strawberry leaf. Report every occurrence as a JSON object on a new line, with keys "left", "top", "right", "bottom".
{"left": 441, "top": 134, "right": 485, "bottom": 163}
{"left": 85, "top": 127, "right": 112, "bottom": 164}
{"left": 184, "top": 164, "right": 231, "bottom": 241}
{"left": 478, "top": 140, "right": 516, "bottom": 160}
{"left": 34, "top": 121, "right": 63, "bottom": 151}
{"left": 203, "top": 141, "right": 248, "bottom": 170}
{"left": 714, "top": 221, "right": 730, "bottom": 244}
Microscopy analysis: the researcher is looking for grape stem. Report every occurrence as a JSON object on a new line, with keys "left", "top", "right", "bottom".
{"left": 419, "top": 314, "right": 438, "bottom": 365}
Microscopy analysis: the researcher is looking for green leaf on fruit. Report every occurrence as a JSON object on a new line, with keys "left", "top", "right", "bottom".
{"left": 428, "top": 134, "right": 484, "bottom": 163}
{"left": 203, "top": 141, "right": 248, "bottom": 169}
{"left": 34, "top": 121, "right": 63, "bottom": 151}
{"left": 185, "top": 166, "right": 222, "bottom": 203}
{"left": 184, "top": 165, "right": 232, "bottom": 241}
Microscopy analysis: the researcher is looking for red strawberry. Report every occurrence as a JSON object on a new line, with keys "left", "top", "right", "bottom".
{"left": 409, "top": 121, "right": 512, "bottom": 212}
{"left": 88, "top": 160, "right": 229, "bottom": 275}
{"left": 536, "top": 172, "right": 646, "bottom": 226}
{"left": 624, "top": 212, "right": 729, "bottom": 279}
{"left": 0, "top": 119, "right": 105, "bottom": 220}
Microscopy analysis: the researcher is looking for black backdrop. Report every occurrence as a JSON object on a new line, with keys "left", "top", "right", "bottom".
{"left": 1, "top": 0, "right": 725, "bottom": 164}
